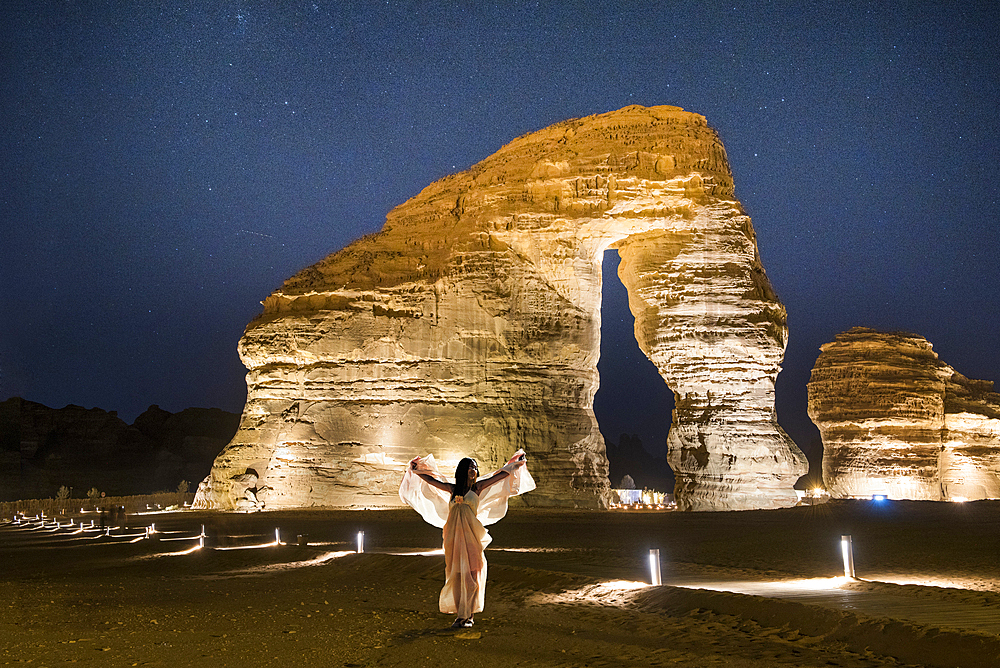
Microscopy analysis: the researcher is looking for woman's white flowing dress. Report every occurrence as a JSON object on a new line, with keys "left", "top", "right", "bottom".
{"left": 398, "top": 451, "right": 535, "bottom": 618}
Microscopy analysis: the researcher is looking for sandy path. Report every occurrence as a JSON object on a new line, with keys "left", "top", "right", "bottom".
{"left": 2, "top": 501, "right": 999, "bottom": 667}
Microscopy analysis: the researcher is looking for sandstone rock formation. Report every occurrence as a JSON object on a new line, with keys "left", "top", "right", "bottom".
{"left": 0, "top": 398, "right": 239, "bottom": 500}
{"left": 195, "top": 104, "right": 807, "bottom": 511}
{"left": 807, "top": 327, "right": 1000, "bottom": 500}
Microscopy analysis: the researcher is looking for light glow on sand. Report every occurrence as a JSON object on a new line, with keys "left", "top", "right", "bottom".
{"left": 247, "top": 550, "right": 355, "bottom": 571}
{"left": 771, "top": 576, "right": 851, "bottom": 590}
{"left": 210, "top": 550, "right": 356, "bottom": 576}
{"left": 676, "top": 576, "right": 851, "bottom": 594}
{"left": 213, "top": 542, "right": 281, "bottom": 551}
{"left": 493, "top": 547, "right": 576, "bottom": 553}
{"left": 384, "top": 549, "right": 444, "bottom": 557}
{"left": 868, "top": 574, "right": 999, "bottom": 592}
{"left": 140, "top": 544, "right": 203, "bottom": 558}
{"left": 531, "top": 580, "right": 650, "bottom": 606}
{"left": 596, "top": 580, "right": 650, "bottom": 592}
{"left": 158, "top": 534, "right": 202, "bottom": 542}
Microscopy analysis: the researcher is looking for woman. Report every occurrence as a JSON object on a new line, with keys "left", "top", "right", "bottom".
{"left": 399, "top": 450, "right": 534, "bottom": 628}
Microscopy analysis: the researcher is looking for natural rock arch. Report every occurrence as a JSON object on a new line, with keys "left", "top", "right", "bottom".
{"left": 195, "top": 105, "right": 807, "bottom": 511}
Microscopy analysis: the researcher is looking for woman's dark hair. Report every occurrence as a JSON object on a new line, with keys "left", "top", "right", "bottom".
{"left": 452, "top": 458, "right": 478, "bottom": 500}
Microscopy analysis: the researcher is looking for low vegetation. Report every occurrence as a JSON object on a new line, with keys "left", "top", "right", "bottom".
{"left": 0, "top": 492, "right": 196, "bottom": 517}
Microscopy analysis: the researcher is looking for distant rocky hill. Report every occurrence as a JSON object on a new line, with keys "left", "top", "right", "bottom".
{"left": 0, "top": 398, "right": 239, "bottom": 501}
{"left": 606, "top": 433, "right": 673, "bottom": 492}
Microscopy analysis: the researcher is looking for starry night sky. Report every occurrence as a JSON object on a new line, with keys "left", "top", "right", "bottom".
{"left": 3, "top": 2, "right": 998, "bottom": 480}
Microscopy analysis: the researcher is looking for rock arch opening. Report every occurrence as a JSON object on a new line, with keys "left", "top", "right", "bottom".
{"left": 594, "top": 249, "right": 675, "bottom": 493}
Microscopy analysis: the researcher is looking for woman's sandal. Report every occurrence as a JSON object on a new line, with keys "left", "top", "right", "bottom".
{"left": 462, "top": 618, "right": 474, "bottom": 628}
{"left": 451, "top": 618, "right": 465, "bottom": 629}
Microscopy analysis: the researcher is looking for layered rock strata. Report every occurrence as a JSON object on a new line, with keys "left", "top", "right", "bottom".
{"left": 807, "top": 327, "right": 1000, "bottom": 500}
{"left": 195, "top": 104, "right": 807, "bottom": 511}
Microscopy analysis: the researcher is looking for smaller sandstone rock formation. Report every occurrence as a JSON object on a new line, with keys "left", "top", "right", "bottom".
{"left": 807, "top": 328, "right": 1000, "bottom": 500}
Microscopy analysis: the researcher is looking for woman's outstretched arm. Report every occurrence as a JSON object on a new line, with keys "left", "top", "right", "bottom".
{"left": 411, "top": 463, "right": 454, "bottom": 494}
{"left": 472, "top": 456, "right": 525, "bottom": 493}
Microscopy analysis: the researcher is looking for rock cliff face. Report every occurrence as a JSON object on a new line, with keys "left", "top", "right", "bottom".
{"left": 807, "top": 328, "right": 1000, "bottom": 500}
{"left": 195, "top": 104, "right": 807, "bottom": 511}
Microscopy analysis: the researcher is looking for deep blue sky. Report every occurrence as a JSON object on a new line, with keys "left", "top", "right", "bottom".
{"left": 3, "top": 2, "right": 998, "bottom": 476}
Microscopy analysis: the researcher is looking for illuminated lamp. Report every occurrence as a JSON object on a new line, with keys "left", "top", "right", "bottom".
{"left": 649, "top": 549, "right": 661, "bottom": 586}
{"left": 840, "top": 535, "right": 856, "bottom": 579}
{"left": 872, "top": 494, "right": 887, "bottom": 502}
{"left": 357, "top": 531, "right": 365, "bottom": 554}
{"left": 275, "top": 528, "right": 282, "bottom": 545}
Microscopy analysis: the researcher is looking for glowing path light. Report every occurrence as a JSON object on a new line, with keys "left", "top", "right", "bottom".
{"left": 649, "top": 548, "right": 662, "bottom": 586}
{"left": 841, "top": 534, "right": 856, "bottom": 579}
{"left": 357, "top": 531, "right": 364, "bottom": 554}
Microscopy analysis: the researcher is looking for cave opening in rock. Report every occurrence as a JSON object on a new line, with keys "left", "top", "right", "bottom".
{"left": 593, "top": 249, "right": 676, "bottom": 494}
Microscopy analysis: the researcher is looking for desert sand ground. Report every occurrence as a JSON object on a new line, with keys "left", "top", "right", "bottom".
{"left": 2, "top": 500, "right": 999, "bottom": 667}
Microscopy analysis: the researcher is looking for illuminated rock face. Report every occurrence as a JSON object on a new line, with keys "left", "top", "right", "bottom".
{"left": 194, "top": 105, "right": 806, "bottom": 511}
{"left": 807, "top": 327, "right": 1000, "bottom": 500}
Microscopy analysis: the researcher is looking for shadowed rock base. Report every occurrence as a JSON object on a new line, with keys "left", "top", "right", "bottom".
{"left": 195, "top": 105, "right": 806, "bottom": 511}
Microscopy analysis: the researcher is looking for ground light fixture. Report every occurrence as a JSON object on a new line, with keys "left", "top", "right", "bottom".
{"left": 841, "top": 534, "right": 856, "bottom": 578}
{"left": 649, "top": 548, "right": 661, "bottom": 585}
{"left": 357, "top": 531, "right": 364, "bottom": 554}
